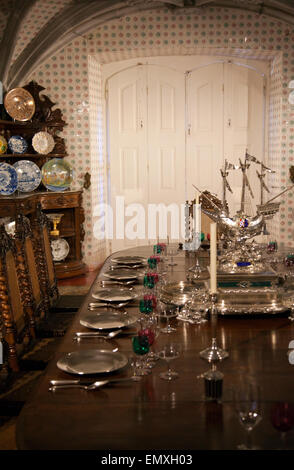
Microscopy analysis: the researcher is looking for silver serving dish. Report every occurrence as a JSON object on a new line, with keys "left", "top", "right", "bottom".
{"left": 57, "top": 349, "right": 128, "bottom": 375}
{"left": 80, "top": 311, "right": 138, "bottom": 330}
{"left": 160, "top": 281, "right": 205, "bottom": 306}
{"left": 103, "top": 268, "right": 139, "bottom": 281}
{"left": 92, "top": 288, "right": 138, "bottom": 302}
{"left": 217, "top": 287, "right": 289, "bottom": 315}
{"left": 111, "top": 256, "right": 146, "bottom": 266}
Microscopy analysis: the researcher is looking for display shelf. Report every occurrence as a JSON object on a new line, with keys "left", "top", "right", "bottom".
{"left": 0, "top": 81, "right": 85, "bottom": 279}
{"left": 0, "top": 153, "right": 66, "bottom": 158}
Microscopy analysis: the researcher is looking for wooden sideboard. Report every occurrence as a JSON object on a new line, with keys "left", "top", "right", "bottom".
{"left": 0, "top": 190, "right": 86, "bottom": 279}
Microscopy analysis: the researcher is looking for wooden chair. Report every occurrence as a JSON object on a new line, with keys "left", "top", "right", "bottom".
{"left": 14, "top": 214, "right": 46, "bottom": 326}
{"left": 30, "top": 203, "right": 59, "bottom": 312}
{"left": 0, "top": 225, "right": 34, "bottom": 373}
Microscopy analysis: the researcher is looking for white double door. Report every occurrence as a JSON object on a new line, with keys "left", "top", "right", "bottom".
{"left": 106, "top": 57, "right": 267, "bottom": 251}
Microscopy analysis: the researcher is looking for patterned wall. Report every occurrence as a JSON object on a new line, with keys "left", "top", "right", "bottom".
{"left": 27, "top": 6, "right": 294, "bottom": 266}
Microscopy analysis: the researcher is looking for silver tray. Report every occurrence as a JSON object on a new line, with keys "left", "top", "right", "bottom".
{"left": 103, "top": 268, "right": 139, "bottom": 281}
{"left": 112, "top": 256, "right": 146, "bottom": 265}
{"left": 80, "top": 311, "right": 138, "bottom": 330}
{"left": 92, "top": 288, "right": 138, "bottom": 302}
{"left": 57, "top": 349, "right": 128, "bottom": 375}
{"left": 160, "top": 281, "right": 205, "bottom": 306}
{"left": 217, "top": 301, "right": 289, "bottom": 315}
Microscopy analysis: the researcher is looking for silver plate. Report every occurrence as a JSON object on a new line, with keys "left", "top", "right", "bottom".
{"left": 112, "top": 256, "right": 146, "bottom": 265}
{"left": 92, "top": 288, "right": 138, "bottom": 302}
{"left": 80, "top": 311, "right": 138, "bottom": 330}
{"left": 57, "top": 349, "right": 128, "bottom": 375}
{"left": 103, "top": 268, "right": 139, "bottom": 281}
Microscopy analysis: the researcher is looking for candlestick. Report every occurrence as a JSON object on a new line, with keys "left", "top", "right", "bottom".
{"left": 210, "top": 223, "right": 217, "bottom": 294}
{"left": 199, "top": 293, "right": 229, "bottom": 362}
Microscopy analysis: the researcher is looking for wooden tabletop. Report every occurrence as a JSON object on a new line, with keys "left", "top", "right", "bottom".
{"left": 16, "top": 246, "right": 294, "bottom": 450}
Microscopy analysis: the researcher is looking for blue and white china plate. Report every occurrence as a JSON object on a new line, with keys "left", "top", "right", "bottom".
{"left": 13, "top": 160, "right": 41, "bottom": 192}
{"left": 41, "top": 158, "right": 73, "bottom": 192}
{"left": 0, "top": 162, "right": 18, "bottom": 195}
{"left": 8, "top": 135, "right": 28, "bottom": 154}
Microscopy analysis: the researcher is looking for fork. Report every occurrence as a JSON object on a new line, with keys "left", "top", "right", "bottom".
{"left": 49, "top": 380, "right": 109, "bottom": 392}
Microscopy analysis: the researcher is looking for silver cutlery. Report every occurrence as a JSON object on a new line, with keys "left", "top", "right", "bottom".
{"left": 109, "top": 264, "right": 144, "bottom": 270}
{"left": 73, "top": 329, "right": 136, "bottom": 340}
{"left": 88, "top": 302, "right": 129, "bottom": 310}
{"left": 73, "top": 329, "right": 122, "bottom": 341}
{"left": 49, "top": 376, "right": 142, "bottom": 391}
{"left": 49, "top": 380, "right": 109, "bottom": 392}
{"left": 99, "top": 280, "right": 136, "bottom": 286}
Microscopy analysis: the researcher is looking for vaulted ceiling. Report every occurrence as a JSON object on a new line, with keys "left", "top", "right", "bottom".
{"left": 1, "top": 0, "right": 294, "bottom": 90}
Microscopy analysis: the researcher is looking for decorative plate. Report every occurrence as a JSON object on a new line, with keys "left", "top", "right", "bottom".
{"left": 41, "top": 158, "right": 73, "bottom": 192}
{"left": 51, "top": 237, "right": 70, "bottom": 261}
{"left": 13, "top": 160, "right": 41, "bottom": 192}
{"left": 8, "top": 135, "right": 28, "bottom": 154}
{"left": 92, "top": 288, "right": 138, "bottom": 303}
{"left": 4, "top": 87, "right": 35, "bottom": 121}
{"left": 32, "top": 131, "right": 55, "bottom": 154}
{"left": 57, "top": 349, "right": 128, "bottom": 375}
{"left": 80, "top": 311, "right": 138, "bottom": 330}
{"left": 0, "top": 135, "right": 7, "bottom": 155}
{"left": 0, "top": 162, "right": 18, "bottom": 195}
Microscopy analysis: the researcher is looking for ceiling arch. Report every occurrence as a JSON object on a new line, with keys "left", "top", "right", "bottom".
{"left": 1, "top": 0, "right": 294, "bottom": 90}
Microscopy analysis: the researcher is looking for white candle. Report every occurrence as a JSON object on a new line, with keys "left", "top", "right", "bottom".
{"left": 195, "top": 194, "right": 201, "bottom": 234}
{"left": 210, "top": 222, "right": 217, "bottom": 294}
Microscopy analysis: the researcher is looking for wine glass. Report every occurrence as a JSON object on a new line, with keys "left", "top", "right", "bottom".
{"left": 131, "top": 335, "right": 151, "bottom": 377}
{"left": 157, "top": 342, "right": 181, "bottom": 381}
{"left": 156, "top": 301, "right": 178, "bottom": 334}
{"left": 138, "top": 314, "right": 160, "bottom": 368}
{"left": 271, "top": 402, "right": 294, "bottom": 449}
{"left": 167, "top": 244, "right": 178, "bottom": 267}
{"left": 235, "top": 382, "right": 263, "bottom": 450}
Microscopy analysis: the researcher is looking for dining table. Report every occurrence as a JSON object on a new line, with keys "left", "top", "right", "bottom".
{"left": 16, "top": 245, "right": 294, "bottom": 450}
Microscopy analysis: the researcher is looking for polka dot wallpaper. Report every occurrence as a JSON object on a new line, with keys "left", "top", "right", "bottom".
{"left": 25, "top": 6, "right": 294, "bottom": 266}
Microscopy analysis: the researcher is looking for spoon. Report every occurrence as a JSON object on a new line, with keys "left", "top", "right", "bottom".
{"left": 49, "top": 380, "right": 109, "bottom": 392}
{"left": 73, "top": 329, "right": 122, "bottom": 341}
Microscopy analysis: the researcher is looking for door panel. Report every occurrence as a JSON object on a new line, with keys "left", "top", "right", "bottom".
{"left": 186, "top": 63, "right": 224, "bottom": 200}
{"left": 108, "top": 66, "right": 148, "bottom": 252}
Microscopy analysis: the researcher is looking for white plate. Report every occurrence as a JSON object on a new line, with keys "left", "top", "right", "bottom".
{"left": 57, "top": 349, "right": 128, "bottom": 375}
{"left": 32, "top": 131, "right": 55, "bottom": 154}
{"left": 51, "top": 237, "right": 70, "bottom": 261}
{"left": 80, "top": 311, "right": 138, "bottom": 330}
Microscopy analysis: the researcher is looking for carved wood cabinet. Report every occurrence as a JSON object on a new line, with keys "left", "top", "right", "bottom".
{"left": 38, "top": 190, "right": 86, "bottom": 279}
{"left": 0, "top": 81, "right": 87, "bottom": 279}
